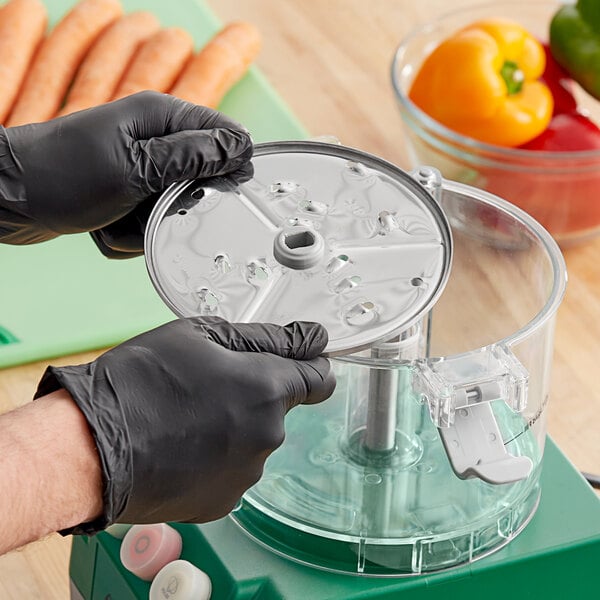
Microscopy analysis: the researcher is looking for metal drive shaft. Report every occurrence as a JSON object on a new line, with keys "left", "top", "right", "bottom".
{"left": 364, "top": 325, "right": 422, "bottom": 453}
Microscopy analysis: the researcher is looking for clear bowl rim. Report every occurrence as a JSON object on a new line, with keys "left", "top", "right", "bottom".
{"left": 390, "top": 0, "right": 600, "bottom": 162}
{"left": 336, "top": 176, "right": 568, "bottom": 366}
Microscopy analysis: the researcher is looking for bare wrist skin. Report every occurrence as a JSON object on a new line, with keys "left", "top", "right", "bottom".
{"left": 0, "top": 388, "right": 103, "bottom": 555}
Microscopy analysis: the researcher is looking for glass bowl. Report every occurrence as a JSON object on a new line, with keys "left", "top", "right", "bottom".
{"left": 391, "top": 1, "right": 600, "bottom": 247}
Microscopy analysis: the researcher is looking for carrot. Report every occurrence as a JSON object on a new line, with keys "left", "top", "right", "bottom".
{"left": 112, "top": 27, "right": 194, "bottom": 100}
{"left": 6, "top": 0, "right": 123, "bottom": 126}
{"left": 170, "top": 22, "right": 262, "bottom": 109}
{"left": 0, "top": 0, "right": 47, "bottom": 124}
{"left": 57, "top": 11, "right": 160, "bottom": 117}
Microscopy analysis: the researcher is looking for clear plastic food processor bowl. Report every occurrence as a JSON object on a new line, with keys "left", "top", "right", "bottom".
{"left": 145, "top": 141, "right": 567, "bottom": 576}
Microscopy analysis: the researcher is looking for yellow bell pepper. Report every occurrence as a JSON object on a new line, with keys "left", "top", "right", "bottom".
{"left": 409, "top": 18, "right": 554, "bottom": 147}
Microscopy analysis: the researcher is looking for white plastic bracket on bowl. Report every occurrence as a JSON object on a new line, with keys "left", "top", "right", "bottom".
{"left": 437, "top": 402, "right": 533, "bottom": 484}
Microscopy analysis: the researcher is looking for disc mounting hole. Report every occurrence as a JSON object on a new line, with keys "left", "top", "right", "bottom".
{"left": 284, "top": 230, "right": 316, "bottom": 250}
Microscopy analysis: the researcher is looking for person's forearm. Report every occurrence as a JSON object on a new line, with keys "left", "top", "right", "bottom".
{"left": 0, "top": 388, "right": 103, "bottom": 555}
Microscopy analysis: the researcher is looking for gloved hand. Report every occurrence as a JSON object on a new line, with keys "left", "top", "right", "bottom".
{"left": 0, "top": 91, "right": 253, "bottom": 257}
{"left": 34, "top": 317, "right": 335, "bottom": 533}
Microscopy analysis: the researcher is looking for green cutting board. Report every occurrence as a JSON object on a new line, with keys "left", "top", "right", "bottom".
{"left": 0, "top": 0, "right": 308, "bottom": 369}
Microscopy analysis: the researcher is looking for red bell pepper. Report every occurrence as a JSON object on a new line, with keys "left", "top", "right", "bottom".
{"left": 477, "top": 111, "right": 600, "bottom": 243}
{"left": 520, "top": 111, "right": 600, "bottom": 151}
{"left": 540, "top": 44, "right": 578, "bottom": 115}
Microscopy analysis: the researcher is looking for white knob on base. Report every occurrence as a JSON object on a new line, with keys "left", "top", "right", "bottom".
{"left": 149, "top": 559, "right": 212, "bottom": 600}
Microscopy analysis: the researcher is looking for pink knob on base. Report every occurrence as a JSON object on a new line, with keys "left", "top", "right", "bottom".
{"left": 120, "top": 523, "right": 182, "bottom": 581}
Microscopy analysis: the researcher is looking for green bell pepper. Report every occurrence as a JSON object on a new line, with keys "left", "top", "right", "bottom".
{"left": 550, "top": 0, "right": 600, "bottom": 100}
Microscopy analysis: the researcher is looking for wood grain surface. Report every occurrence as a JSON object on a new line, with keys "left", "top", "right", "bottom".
{"left": 1, "top": 0, "right": 599, "bottom": 596}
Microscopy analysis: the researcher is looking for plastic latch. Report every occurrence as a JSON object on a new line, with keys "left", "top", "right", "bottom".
{"left": 415, "top": 344, "right": 531, "bottom": 485}
{"left": 411, "top": 166, "right": 443, "bottom": 203}
{"left": 437, "top": 402, "right": 533, "bottom": 484}
{"left": 415, "top": 344, "right": 528, "bottom": 428}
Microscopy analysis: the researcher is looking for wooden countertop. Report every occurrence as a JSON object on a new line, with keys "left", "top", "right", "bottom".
{"left": 1, "top": 0, "right": 599, "bottom": 596}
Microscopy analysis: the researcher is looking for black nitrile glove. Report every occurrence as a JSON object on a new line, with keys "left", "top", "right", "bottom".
{"left": 0, "top": 91, "right": 253, "bottom": 258}
{"left": 34, "top": 318, "right": 335, "bottom": 534}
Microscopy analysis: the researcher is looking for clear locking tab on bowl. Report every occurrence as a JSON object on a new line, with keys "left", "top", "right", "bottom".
{"left": 410, "top": 166, "right": 443, "bottom": 203}
{"left": 415, "top": 343, "right": 532, "bottom": 484}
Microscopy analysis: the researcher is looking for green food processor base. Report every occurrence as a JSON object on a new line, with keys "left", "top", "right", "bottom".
{"left": 69, "top": 438, "right": 600, "bottom": 599}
